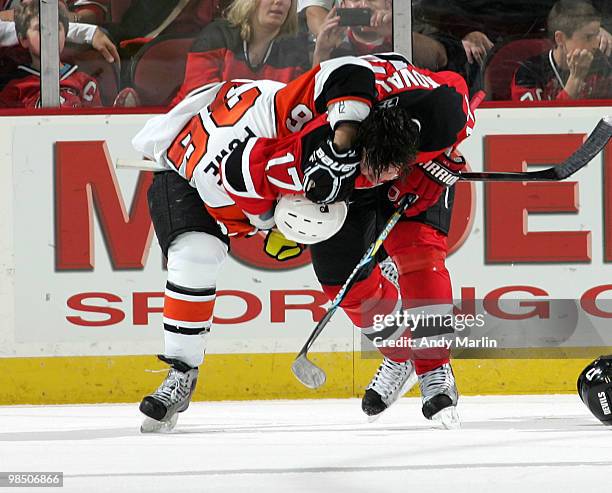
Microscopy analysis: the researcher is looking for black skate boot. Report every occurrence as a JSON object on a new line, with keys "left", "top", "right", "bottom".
{"left": 139, "top": 355, "right": 199, "bottom": 433}
{"left": 362, "top": 358, "right": 418, "bottom": 421}
{"left": 419, "top": 363, "right": 460, "bottom": 429}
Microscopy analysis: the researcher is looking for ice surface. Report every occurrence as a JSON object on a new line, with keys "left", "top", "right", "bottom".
{"left": 0, "top": 395, "right": 611, "bottom": 492}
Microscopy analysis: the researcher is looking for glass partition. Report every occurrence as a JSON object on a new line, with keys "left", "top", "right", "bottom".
{"left": 0, "top": 0, "right": 608, "bottom": 110}
{"left": 413, "top": 0, "right": 611, "bottom": 102}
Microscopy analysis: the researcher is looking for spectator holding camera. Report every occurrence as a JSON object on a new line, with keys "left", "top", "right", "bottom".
{"left": 511, "top": 0, "right": 611, "bottom": 101}
{"left": 0, "top": 1, "right": 101, "bottom": 108}
{"left": 312, "top": 1, "right": 392, "bottom": 65}
{"left": 312, "top": 1, "right": 463, "bottom": 74}
{"left": 171, "top": 0, "right": 310, "bottom": 104}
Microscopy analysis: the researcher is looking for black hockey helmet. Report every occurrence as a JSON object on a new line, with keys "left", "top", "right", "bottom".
{"left": 577, "top": 355, "right": 612, "bottom": 425}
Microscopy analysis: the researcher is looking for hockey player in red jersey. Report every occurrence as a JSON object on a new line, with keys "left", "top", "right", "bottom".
{"left": 0, "top": 1, "right": 101, "bottom": 109}
{"left": 227, "top": 53, "right": 475, "bottom": 428}
{"left": 334, "top": 55, "right": 473, "bottom": 429}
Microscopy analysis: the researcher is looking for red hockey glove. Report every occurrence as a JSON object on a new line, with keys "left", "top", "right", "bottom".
{"left": 398, "top": 148, "right": 466, "bottom": 216}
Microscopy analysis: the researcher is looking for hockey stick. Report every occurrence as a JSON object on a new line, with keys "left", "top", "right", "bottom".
{"left": 291, "top": 193, "right": 418, "bottom": 389}
{"left": 458, "top": 116, "right": 611, "bottom": 182}
{"left": 116, "top": 159, "right": 166, "bottom": 172}
{"left": 115, "top": 117, "right": 611, "bottom": 180}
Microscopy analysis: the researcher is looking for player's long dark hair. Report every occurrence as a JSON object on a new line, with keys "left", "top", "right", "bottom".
{"left": 357, "top": 105, "right": 420, "bottom": 180}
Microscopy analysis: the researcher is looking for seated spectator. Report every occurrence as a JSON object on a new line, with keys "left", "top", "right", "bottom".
{"left": 0, "top": 1, "right": 102, "bottom": 108}
{"left": 171, "top": 0, "right": 310, "bottom": 104}
{"left": 312, "top": 1, "right": 465, "bottom": 75}
{"left": 313, "top": 1, "right": 392, "bottom": 64}
{"left": 0, "top": 2, "right": 119, "bottom": 63}
{"left": 418, "top": 0, "right": 611, "bottom": 67}
{"left": 511, "top": 0, "right": 611, "bottom": 101}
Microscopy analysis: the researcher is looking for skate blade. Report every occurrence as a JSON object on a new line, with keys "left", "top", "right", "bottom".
{"left": 431, "top": 406, "right": 460, "bottom": 430}
{"left": 140, "top": 413, "right": 179, "bottom": 433}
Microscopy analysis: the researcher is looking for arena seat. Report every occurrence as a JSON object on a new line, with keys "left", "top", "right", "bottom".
{"left": 483, "top": 38, "right": 553, "bottom": 101}
{"left": 129, "top": 35, "right": 194, "bottom": 106}
{"left": 62, "top": 46, "right": 120, "bottom": 106}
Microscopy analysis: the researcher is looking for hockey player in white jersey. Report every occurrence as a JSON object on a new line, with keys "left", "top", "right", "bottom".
{"left": 132, "top": 56, "right": 379, "bottom": 432}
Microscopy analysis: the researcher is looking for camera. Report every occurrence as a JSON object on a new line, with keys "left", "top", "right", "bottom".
{"left": 337, "top": 8, "right": 372, "bottom": 27}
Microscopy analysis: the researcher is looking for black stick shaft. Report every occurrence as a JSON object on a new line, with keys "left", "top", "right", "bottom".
{"left": 459, "top": 117, "right": 611, "bottom": 182}
{"left": 295, "top": 194, "right": 416, "bottom": 358}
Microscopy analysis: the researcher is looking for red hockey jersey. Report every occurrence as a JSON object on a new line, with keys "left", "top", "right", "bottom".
{"left": 0, "top": 64, "right": 101, "bottom": 108}
{"left": 511, "top": 50, "right": 611, "bottom": 101}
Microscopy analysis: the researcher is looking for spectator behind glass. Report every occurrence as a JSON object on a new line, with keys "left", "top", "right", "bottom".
{"left": 171, "top": 0, "right": 309, "bottom": 105}
{"left": 512, "top": 0, "right": 610, "bottom": 101}
{"left": 0, "top": 1, "right": 119, "bottom": 64}
{"left": 312, "top": 1, "right": 465, "bottom": 76}
{"left": 418, "top": 0, "right": 611, "bottom": 67}
{"left": 313, "top": 1, "right": 392, "bottom": 65}
{"left": 0, "top": 1, "right": 101, "bottom": 108}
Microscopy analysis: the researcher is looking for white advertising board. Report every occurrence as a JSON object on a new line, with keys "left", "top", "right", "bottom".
{"left": 0, "top": 106, "right": 610, "bottom": 358}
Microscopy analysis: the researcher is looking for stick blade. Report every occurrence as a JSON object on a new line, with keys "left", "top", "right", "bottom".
{"left": 291, "top": 355, "right": 326, "bottom": 389}
{"left": 554, "top": 116, "right": 612, "bottom": 179}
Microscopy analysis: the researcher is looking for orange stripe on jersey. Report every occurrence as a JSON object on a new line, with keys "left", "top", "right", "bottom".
{"left": 326, "top": 96, "right": 373, "bottom": 108}
{"left": 204, "top": 204, "right": 256, "bottom": 237}
{"left": 164, "top": 295, "right": 215, "bottom": 323}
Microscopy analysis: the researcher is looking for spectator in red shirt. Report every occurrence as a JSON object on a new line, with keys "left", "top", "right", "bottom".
{"left": 171, "top": 0, "right": 310, "bottom": 105}
{"left": 0, "top": 1, "right": 101, "bottom": 108}
{"left": 511, "top": 0, "right": 610, "bottom": 101}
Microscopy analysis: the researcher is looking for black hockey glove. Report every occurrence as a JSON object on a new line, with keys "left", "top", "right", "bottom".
{"left": 302, "top": 139, "right": 360, "bottom": 204}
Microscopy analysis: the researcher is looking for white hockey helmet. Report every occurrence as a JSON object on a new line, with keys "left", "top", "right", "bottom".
{"left": 274, "top": 195, "right": 347, "bottom": 245}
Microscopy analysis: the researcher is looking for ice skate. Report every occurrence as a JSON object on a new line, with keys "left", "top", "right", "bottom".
{"left": 139, "top": 355, "right": 199, "bottom": 433}
{"left": 418, "top": 363, "right": 460, "bottom": 429}
{"left": 362, "top": 357, "right": 418, "bottom": 421}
